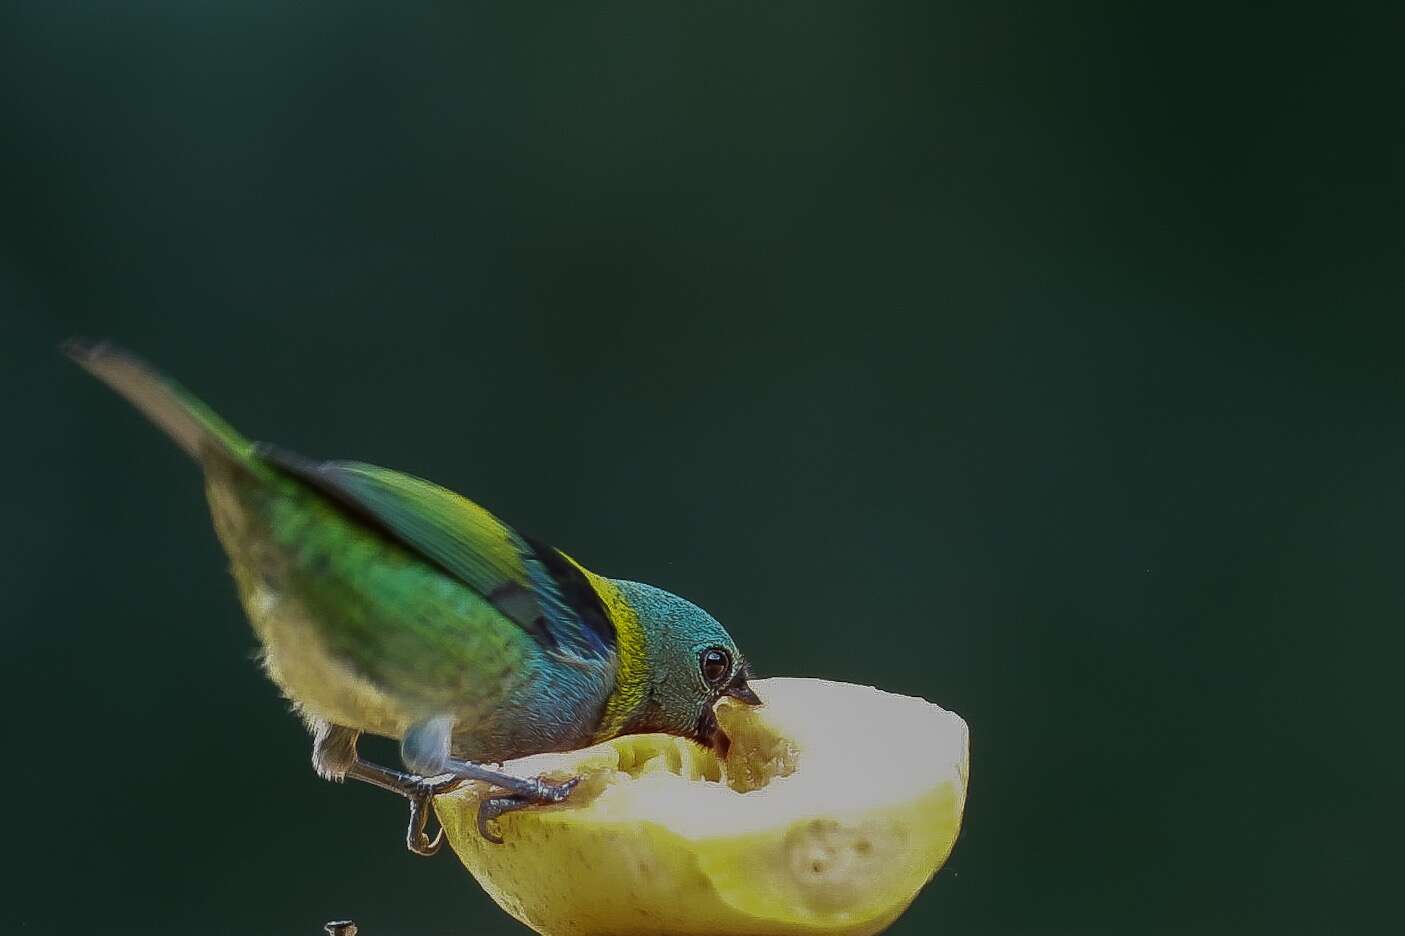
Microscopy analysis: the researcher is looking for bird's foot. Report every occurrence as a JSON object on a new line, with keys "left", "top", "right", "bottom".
{"left": 403, "top": 774, "right": 464, "bottom": 856}
{"left": 400, "top": 720, "right": 583, "bottom": 845}
{"left": 477, "top": 776, "right": 581, "bottom": 844}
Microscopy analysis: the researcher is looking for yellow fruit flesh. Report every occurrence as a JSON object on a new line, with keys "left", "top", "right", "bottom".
{"left": 435, "top": 678, "right": 969, "bottom": 936}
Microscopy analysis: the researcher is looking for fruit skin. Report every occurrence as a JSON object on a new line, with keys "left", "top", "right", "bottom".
{"left": 435, "top": 678, "right": 970, "bottom": 936}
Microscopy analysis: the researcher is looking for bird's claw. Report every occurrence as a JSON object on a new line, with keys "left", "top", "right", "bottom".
{"left": 407, "top": 795, "right": 443, "bottom": 856}
{"left": 404, "top": 774, "right": 463, "bottom": 857}
{"left": 477, "top": 776, "right": 581, "bottom": 844}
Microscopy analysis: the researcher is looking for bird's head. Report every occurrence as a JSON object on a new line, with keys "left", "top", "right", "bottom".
{"left": 609, "top": 580, "right": 760, "bottom": 756}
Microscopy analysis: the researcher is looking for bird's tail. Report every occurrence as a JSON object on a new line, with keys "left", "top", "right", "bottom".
{"left": 63, "top": 339, "right": 254, "bottom": 464}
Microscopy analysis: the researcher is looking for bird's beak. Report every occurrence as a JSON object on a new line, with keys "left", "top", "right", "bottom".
{"left": 723, "top": 669, "right": 762, "bottom": 706}
{"left": 724, "top": 681, "right": 762, "bottom": 705}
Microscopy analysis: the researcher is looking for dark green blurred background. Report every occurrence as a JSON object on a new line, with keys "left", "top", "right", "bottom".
{"left": 3, "top": 2, "right": 1401, "bottom": 933}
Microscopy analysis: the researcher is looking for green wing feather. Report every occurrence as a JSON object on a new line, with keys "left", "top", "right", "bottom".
{"left": 64, "top": 339, "right": 615, "bottom": 664}
{"left": 258, "top": 448, "right": 616, "bottom": 663}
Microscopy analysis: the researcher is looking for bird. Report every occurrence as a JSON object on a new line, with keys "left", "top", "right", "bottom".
{"left": 65, "top": 340, "right": 760, "bottom": 854}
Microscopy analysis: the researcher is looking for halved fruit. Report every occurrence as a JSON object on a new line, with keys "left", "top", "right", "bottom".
{"left": 435, "top": 677, "right": 969, "bottom": 936}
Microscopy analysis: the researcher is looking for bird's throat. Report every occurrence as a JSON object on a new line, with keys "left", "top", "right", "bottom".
{"left": 584, "top": 572, "right": 653, "bottom": 743}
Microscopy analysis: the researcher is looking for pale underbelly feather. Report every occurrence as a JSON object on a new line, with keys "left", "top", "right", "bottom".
{"left": 243, "top": 580, "right": 413, "bottom": 740}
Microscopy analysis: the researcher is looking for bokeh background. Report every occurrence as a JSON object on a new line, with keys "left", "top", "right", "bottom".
{"left": 3, "top": 3, "right": 1401, "bottom": 933}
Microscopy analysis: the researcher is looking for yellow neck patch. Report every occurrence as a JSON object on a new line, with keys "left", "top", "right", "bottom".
{"left": 583, "top": 570, "right": 650, "bottom": 742}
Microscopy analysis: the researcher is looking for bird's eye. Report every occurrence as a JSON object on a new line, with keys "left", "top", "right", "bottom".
{"left": 699, "top": 647, "right": 731, "bottom": 687}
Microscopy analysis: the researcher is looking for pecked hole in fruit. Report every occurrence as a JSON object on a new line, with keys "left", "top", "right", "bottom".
{"left": 714, "top": 700, "right": 801, "bottom": 793}
{"left": 597, "top": 701, "right": 798, "bottom": 793}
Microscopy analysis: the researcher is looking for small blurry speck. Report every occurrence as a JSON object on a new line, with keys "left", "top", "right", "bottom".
{"left": 324, "top": 922, "right": 358, "bottom": 936}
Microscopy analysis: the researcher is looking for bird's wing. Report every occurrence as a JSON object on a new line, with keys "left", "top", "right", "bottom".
{"left": 257, "top": 446, "right": 616, "bottom": 663}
